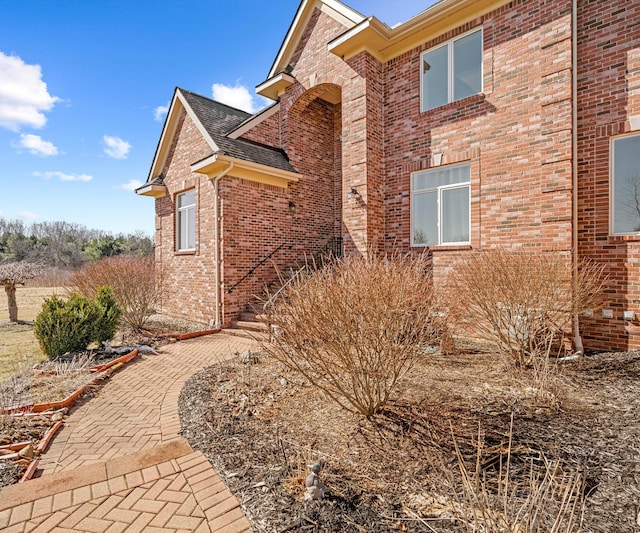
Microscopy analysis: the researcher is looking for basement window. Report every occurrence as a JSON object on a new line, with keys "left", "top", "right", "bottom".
{"left": 612, "top": 133, "right": 640, "bottom": 234}
{"left": 411, "top": 163, "right": 470, "bottom": 246}
{"left": 176, "top": 189, "right": 196, "bottom": 251}
{"left": 421, "top": 28, "right": 483, "bottom": 112}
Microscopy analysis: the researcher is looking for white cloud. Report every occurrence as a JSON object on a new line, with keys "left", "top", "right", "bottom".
{"left": 120, "top": 179, "right": 142, "bottom": 191}
{"left": 19, "top": 211, "right": 40, "bottom": 220}
{"left": 103, "top": 135, "right": 131, "bottom": 159}
{"left": 211, "top": 83, "right": 269, "bottom": 113}
{"left": 0, "top": 52, "right": 60, "bottom": 131}
{"left": 34, "top": 170, "right": 93, "bottom": 182}
{"left": 154, "top": 103, "right": 169, "bottom": 121}
{"left": 13, "top": 133, "right": 59, "bottom": 156}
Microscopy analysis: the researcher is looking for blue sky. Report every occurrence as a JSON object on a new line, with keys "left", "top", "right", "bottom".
{"left": 0, "top": 0, "right": 435, "bottom": 236}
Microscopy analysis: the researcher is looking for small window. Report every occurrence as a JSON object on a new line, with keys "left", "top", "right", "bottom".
{"left": 612, "top": 133, "right": 640, "bottom": 234}
{"left": 176, "top": 189, "right": 196, "bottom": 251}
{"left": 411, "top": 163, "right": 470, "bottom": 246}
{"left": 421, "top": 28, "right": 483, "bottom": 112}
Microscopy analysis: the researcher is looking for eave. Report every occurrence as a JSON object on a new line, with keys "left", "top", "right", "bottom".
{"left": 256, "top": 73, "right": 296, "bottom": 101}
{"left": 135, "top": 183, "right": 168, "bottom": 198}
{"left": 191, "top": 153, "right": 300, "bottom": 189}
{"left": 329, "top": 0, "right": 512, "bottom": 62}
{"left": 328, "top": 17, "right": 391, "bottom": 63}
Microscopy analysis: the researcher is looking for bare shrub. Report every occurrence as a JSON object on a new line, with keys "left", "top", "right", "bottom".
{"left": 69, "top": 255, "right": 159, "bottom": 331}
{"left": 262, "top": 253, "right": 448, "bottom": 417}
{"left": 449, "top": 248, "right": 605, "bottom": 367}
{"left": 28, "top": 267, "right": 73, "bottom": 288}
{"left": 451, "top": 418, "right": 586, "bottom": 533}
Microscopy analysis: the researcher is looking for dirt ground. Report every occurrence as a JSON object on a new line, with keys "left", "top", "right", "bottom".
{"left": 179, "top": 345, "right": 640, "bottom": 532}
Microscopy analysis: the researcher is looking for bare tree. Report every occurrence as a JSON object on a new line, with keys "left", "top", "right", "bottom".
{"left": 0, "top": 261, "right": 43, "bottom": 322}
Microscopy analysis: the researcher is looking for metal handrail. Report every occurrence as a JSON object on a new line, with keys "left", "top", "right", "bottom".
{"left": 225, "top": 242, "right": 291, "bottom": 294}
{"left": 262, "top": 264, "right": 309, "bottom": 313}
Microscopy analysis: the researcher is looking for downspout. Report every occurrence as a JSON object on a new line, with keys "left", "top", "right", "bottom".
{"left": 571, "top": 0, "right": 584, "bottom": 355}
{"left": 212, "top": 162, "right": 234, "bottom": 328}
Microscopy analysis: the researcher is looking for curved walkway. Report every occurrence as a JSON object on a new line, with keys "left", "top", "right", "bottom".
{"left": 0, "top": 333, "right": 259, "bottom": 533}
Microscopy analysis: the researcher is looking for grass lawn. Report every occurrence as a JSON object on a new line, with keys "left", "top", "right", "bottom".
{"left": 0, "top": 286, "right": 64, "bottom": 379}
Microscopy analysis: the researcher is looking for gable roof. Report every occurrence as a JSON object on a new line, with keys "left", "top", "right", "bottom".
{"left": 139, "top": 88, "right": 298, "bottom": 195}
{"left": 180, "top": 90, "right": 295, "bottom": 174}
{"left": 267, "top": 0, "right": 365, "bottom": 80}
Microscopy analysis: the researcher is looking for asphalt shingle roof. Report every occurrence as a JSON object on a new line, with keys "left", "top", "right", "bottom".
{"left": 179, "top": 89, "right": 295, "bottom": 174}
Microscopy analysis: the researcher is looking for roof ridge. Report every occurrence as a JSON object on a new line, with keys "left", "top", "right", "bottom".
{"left": 177, "top": 87, "right": 253, "bottom": 117}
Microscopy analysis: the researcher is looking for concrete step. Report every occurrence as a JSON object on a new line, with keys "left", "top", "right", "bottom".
{"left": 239, "top": 311, "right": 268, "bottom": 322}
{"left": 230, "top": 320, "right": 269, "bottom": 333}
{"left": 221, "top": 328, "right": 269, "bottom": 341}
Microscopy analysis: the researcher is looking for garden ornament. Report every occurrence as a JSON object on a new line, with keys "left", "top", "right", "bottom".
{"left": 304, "top": 463, "right": 326, "bottom": 500}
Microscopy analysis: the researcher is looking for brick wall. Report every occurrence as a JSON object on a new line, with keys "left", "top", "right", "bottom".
{"left": 154, "top": 110, "right": 218, "bottom": 325}
{"left": 577, "top": 0, "right": 640, "bottom": 350}
{"left": 279, "top": 7, "right": 386, "bottom": 255}
{"left": 381, "top": 0, "right": 575, "bottom": 302}
{"left": 239, "top": 109, "right": 281, "bottom": 147}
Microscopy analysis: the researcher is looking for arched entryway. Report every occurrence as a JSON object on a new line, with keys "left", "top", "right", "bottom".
{"left": 285, "top": 83, "right": 344, "bottom": 258}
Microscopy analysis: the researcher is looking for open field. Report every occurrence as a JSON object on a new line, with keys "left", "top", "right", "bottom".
{"left": 0, "top": 286, "right": 64, "bottom": 379}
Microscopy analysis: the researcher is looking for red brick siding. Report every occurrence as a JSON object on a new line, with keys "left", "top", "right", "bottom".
{"left": 218, "top": 177, "right": 291, "bottom": 324}
{"left": 239, "top": 109, "right": 281, "bottom": 147}
{"left": 280, "top": 7, "right": 385, "bottom": 255}
{"left": 577, "top": 0, "right": 640, "bottom": 350}
{"left": 383, "top": 0, "right": 574, "bottom": 288}
{"left": 154, "top": 110, "right": 218, "bottom": 325}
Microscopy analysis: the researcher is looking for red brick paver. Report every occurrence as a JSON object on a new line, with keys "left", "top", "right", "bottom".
{"left": 0, "top": 333, "right": 259, "bottom": 532}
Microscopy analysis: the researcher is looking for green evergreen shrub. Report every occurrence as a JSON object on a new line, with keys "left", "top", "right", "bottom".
{"left": 93, "top": 286, "right": 122, "bottom": 345}
{"left": 34, "top": 293, "right": 99, "bottom": 358}
{"left": 34, "top": 287, "right": 123, "bottom": 359}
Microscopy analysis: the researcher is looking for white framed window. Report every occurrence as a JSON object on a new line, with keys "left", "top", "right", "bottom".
{"left": 611, "top": 133, "right": 640, "bottom": 234}
{"left": 420, "top": 27, "right": 483, "bottom": 112}
{"left": 176, "top": 189, "right": 196, "bottom": 251}
{"left": 411, "top": 163, "right": 471, "bottom": 246}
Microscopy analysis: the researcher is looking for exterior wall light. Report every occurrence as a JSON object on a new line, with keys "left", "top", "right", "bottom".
{"left": 348, "top": 186, "right": 360, "bottom": 200}
{"left": 288, "top": 200, "right": 296, "bottom": 212}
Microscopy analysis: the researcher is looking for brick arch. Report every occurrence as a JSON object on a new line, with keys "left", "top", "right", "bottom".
{"left": 286, "top": 82, "right": 342, "bottom": 116}
{"left": 284, "top": 82, "right": 344, "bottom": 257}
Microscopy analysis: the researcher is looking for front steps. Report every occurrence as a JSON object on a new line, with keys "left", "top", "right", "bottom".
{"left": 231, "top": 311, "right": 269, "bottom": 331}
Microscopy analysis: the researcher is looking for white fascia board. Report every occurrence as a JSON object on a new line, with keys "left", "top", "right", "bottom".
{"left": 228, "top": 102, "right": 280, "bottom": 140}
{"left": 175, "top": 90, "right": 219, "bottom": 153}
{"left": 146, "top": 89, "right": 219, "bottom": 183}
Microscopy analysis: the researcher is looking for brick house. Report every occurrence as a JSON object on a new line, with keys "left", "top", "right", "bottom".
{"left": 137, "top": 0, "right": 640, "bottom": 352}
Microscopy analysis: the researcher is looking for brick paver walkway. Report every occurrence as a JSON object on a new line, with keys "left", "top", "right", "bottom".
{"left": 0, "top": 333, "right": 259, "bottom": 532}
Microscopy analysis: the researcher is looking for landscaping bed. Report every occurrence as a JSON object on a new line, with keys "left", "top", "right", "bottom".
{"left": 0, "top": 312, "right": 212, "bottom": 488}
{"left": 179, "top": 347, "right": 640, "bottom": 533}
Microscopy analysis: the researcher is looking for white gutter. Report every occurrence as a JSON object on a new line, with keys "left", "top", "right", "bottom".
{"left": 571, "top": 0, "right": 584, "bottom": 355}
{"left": 212, "top": 162, "right": 234, "bottom": 328}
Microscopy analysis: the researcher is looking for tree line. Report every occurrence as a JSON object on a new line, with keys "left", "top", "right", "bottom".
{"left": 0, "top": 218, "right": 153, "bottom": 268}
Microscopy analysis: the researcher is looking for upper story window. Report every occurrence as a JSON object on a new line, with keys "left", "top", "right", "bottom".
{"left": 411, "top": 163, "right": 470, "bottom": 246}
{"left": 611, "top": 133, "right": 640, "bottom": 234}
{"left": 176, "top": 189, "right": 196, "bottom": 251}
{"left": 421, "top": 28, "right": 483, "bottom": 112}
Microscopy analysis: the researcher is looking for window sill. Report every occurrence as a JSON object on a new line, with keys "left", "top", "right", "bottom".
{"left": 175, "top": 250, "right": 196, "bottom": 256}
{"left": 421, "top": 92, "right": 486, "bottom": 115}
{"left": 412, "top": 244, "right": 472, "bottom": 252}
{"left": 609, "top": 234, "right": 640, "bottom": 243}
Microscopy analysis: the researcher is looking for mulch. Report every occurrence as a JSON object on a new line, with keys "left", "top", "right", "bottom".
{"left": 179, "top": 346, "right": 640, "bottom": 533}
